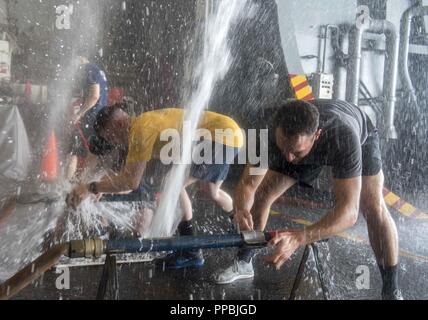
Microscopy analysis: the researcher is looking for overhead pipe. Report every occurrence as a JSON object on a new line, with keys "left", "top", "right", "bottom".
{"left": 346, "top": 22, "right": 369, "bottom": 106}
{"left": 0, "top": 231, "right": 274, "bottom": 300}
{"left": 330, "top": 25, "right": 350, "bottom": 100}
{"left": 319, "top": 25, "right": 340, "bottom": 74}
{"left": 399, "top": 5, "right": 428, "bottom": 106}
{"left": 346, "top": 19, "right": 400, "bottom": 139}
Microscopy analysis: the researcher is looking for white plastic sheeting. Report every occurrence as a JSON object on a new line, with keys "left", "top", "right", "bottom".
{"left": 0, "top": 104, "right": 31, "bottom": 183}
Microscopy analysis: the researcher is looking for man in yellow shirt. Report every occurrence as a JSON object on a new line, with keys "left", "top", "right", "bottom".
{"left": 67, "top": 105, "right": 243, "bottom": 268}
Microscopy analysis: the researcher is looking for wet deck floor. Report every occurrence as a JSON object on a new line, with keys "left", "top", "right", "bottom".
{"left": 11, "top": 191, "right": 428, "bottom": 300}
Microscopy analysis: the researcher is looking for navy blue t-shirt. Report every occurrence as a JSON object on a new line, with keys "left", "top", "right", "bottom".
{"left": 83, "top": 63, "right": 108, "bottom": 113}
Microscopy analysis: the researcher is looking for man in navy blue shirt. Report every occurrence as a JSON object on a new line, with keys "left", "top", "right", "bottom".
{"left": 67, "top": 51, "right": 109, "bottom": 180}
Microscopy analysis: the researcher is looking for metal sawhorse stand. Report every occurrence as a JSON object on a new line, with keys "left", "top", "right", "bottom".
{"left": 97, "top": 255, "right": 120, "bottom": 300}
{"left": 289, "top": 241, "right": 330, "bottom": 300}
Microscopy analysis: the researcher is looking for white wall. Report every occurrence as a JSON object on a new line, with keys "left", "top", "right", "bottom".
{"left": 288, "top": 0, "right": 357, "bottom": 75}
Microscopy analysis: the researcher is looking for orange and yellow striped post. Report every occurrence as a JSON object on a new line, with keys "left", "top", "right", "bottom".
{"left": 289, "top": 74, "right": 315, "bottom": 101}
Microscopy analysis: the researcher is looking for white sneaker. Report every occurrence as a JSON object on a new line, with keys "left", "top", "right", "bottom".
{"left": 215, "top": 259, "right": 254, "bottom": 284}
{"left": 382, "top": 289, "right": 404, "bottom": 300}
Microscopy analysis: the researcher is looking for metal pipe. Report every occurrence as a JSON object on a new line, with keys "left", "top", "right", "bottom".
{"left": 399, "top": 5, "right": 428, "bottom": 106}
{"left": 72, "top": 232, "right": 272, "bottom": 257}
{"left": 380, "top": 21, "right": 400, "bottom": 140}
{"left": 331, "top": 26, "right": 350, "bottom": 100}
{"left": 0, "top": 197, "right": 16, "bottom": 227}
{"left": 317, "top": 26, "right": 325, "bottom": 73}
{"left": 346, "top": 19, "right": 400, "bottom": 139}
{"left": 359, "top": 80, "right": 383, "bottom": 116}
{"left": 321, "top": 25, "right": 339, "bottom": 74}
{"left": 0, "top": 244, "right": 69, "bottom": 300}
{"left": 107, "top": 235, "right": 245, "bottom": 254}
{"left": 0, "top": 231, "right": 273, "bottom": 299}
{"left": 346, "top": 23, "right": 368, "bottom": 105}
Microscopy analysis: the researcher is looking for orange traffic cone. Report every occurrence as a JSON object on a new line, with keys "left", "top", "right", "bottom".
{"left": 40, "top": 130, "right": 59, "bottom": 182}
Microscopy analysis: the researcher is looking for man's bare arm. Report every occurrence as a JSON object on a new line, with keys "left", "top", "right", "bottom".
{"left": 251, "top": 170, "right": 296, "bottom": 231}
{"left": 67, "top": 161, "right": 147, "bottom": 210}
{"left": 79, "top": 84, "right": 100, "bottom": 116}
{"left": 234, "top": 166, "right": 296, "bottom": 231}
{"left": 234, "top": 165, "right": 267, "bottom": 213}
{"left": 95, "top": 161, "right": 147, "bottom": 194}
{"left": 266, "top": 176, "right": 361, "bottom": 268}
{"left": 299, "top": 177, "right": 362, "bottom": 245}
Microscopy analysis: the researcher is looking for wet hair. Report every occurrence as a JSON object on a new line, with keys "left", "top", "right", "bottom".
{"left": 274, "top": 100, "right": 320, "bottom": 137}
{"left": 94, "top": 103, "right": 128, "bottom": 136}
{"left": 88, "top": 136, "right": 114, "bottom": 156}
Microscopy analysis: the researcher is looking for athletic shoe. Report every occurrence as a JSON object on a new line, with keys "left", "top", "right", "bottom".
{"left": 155, "top": 250, "right": 205, "bottom": 269}
{"left": 382, "top": 289, "right": 404, "bottom": 300}
{"left": 215, "top": 259, "right": 254, "bottom": 284}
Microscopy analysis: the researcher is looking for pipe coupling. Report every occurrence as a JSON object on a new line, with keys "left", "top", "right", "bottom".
{"left": 68, "top": 239, "right": 106, "bottom": 259}
{"left": 241, "top": 231, "right": 268, "bottom": 247}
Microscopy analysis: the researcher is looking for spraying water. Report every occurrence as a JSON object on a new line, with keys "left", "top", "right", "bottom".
{"left": 0, "top": 0, "right": 252, "bottom": 281}
{"left": 147, "top": 0, "right": 251, "bottom": 238}
{"left": 0, "top": 1, "right": 108, "bottom": 280}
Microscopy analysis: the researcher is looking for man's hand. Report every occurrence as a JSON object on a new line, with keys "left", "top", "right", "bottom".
{"left": 71, "top": 104, "right": 83, "bottom": 124}
{"left": 233, "top": 209, "right": 254, "bottom": 231}
{"left": 265, "top": 230, "right": 304, "bottom": 269}
{"left": 66, "top": 184, "right": 91, "bottom": 210}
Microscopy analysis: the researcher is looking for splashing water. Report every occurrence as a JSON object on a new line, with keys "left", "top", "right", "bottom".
{"left": 147, "top": 0, "right": 251, "bottom": 238}
{"left": 60, "top": 199, "right": 142, "bottom": 241}
{"left": 0, "top": 202, "right": 62, "bottom": 280}
{"left": 0, "top": 2, "right": 108, "bottom": 280}
{"left": 0, "top": 0, "right": 253, "bottom": 281}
